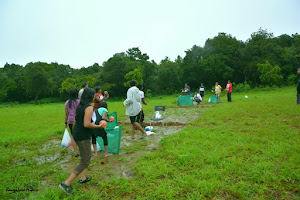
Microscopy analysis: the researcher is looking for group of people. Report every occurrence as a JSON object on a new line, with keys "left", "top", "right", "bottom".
{"left": 183, "top": 80, "right": 232, "bottom": 105}
{"left": 60, "top": 81, "right": 148, "bottom": 194}
{"left": 213, "top": 80, "right": 232, "bottom": 103}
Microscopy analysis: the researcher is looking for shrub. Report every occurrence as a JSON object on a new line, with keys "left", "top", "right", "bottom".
{"left": 287, "top": 74, "right": 298, "bottom": 85}
{"left": 234, "top": 82, "right": 251, "bottom": 92}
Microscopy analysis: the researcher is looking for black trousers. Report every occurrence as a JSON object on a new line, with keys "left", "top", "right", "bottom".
{"left": 227, "top": 92, "right": 232, "bottom": 102}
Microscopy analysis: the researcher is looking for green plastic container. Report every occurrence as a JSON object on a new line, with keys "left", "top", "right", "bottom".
{"left": 210, "top": 95, "right": 218, "bottom": 103}
{"left": 178, "top": 94, "right": 193, "bottom": 106}
{"left": 96, "top": 125, "right": 122, "bottom": 154}
{"left": 106, "top": 111, "right": 118, "bottom": 129}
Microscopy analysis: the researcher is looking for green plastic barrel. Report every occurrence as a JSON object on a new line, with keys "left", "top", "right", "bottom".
{"left": 178, "top": 94, "right": 193, "bottom": 106}
{"left": 96, "top": 125, "right": 122, "bottom": 154}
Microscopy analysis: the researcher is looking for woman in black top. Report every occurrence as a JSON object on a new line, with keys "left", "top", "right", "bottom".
{"left": 59, "top": 88, "right": 105, "bottom": 194}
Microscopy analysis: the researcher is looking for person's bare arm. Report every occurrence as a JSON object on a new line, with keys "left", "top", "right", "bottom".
{"left": 141, "top": 98, "right": 147, "bottom": 105}
{"left": 103, "top": 91, "right": 109, "bottom": 100}
{"left": 101, "top": 111, "right": 113, "bottom": 122}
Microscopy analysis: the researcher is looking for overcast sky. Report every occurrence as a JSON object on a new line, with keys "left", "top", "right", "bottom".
{"left": 0, "top": 0, "right": 299, "bottom": 69}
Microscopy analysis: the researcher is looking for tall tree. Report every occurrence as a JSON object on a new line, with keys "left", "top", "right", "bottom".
{"left": 22, "top": 62, "right": 54, "bottom": 104}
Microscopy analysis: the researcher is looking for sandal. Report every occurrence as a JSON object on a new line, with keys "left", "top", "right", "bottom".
{"left": 79, "top": 177, "right": 92, "bottom": 184}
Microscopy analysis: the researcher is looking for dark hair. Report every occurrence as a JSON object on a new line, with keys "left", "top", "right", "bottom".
{"left": 137, "top": 84, "right": 143, "bottom": 90}
{"left": 130, "top": 80, "right": 136, "bottom": 87}
{"left": 82, "top": 83, "right": 88, "bottom": 88}
{"left": 95, "top": 86, "right": 101, "bottom": 93}
{"left": 99, "top": 101, "right": 108, "bottom": 109}
{"left": 68, "top": 88, "right": 79, "bottom": 108}
{"left": 75, "top": 87, "right": 95, "bottom": 118}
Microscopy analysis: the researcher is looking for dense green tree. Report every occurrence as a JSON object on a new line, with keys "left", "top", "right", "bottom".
{"left": 59, "top": 75, "right": 96, "bottom": 95}
{"left": 124, "top": 66, "right": 144, "bottom": 87}
{"left": 258, "top": 61, "right": 283, "bottom": 86}
{"left": 0, "top": 30, "right": 299, "bottom": 102}
{"left": 102, "top": 53, "right": 133, "bottom": 97}
{"left": 157, "top": 57, "right": 181, "bottom": 94}
{"left": 22, "top": 62, "right": 54, "bottom": 104}
{"left": 1, "top": 63, "right": 24, "bottom": 101}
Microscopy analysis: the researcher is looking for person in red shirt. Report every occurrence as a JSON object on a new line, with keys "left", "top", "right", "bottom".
{"left": 93, "top": 87, "right": 109, "bottom": 110}
{"left": 226, "top": 80, "right": 232, "bottom": 102}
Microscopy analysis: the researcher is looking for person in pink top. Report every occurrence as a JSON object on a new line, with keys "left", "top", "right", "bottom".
{"left": 65, "top": 89, "right": 80, "bottom": 157}
{"left": 225, "top": 80, "right": 232, "bottom": 102}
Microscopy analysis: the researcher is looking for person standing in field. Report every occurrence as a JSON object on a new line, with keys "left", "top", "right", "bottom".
{"left": 78, "top": 83, "right": 88, "bottom": 100}
{"left": 59, "top": 88, "right": 105, "bottom": 194}
{"left": 137, "top": 84, "right": 147, "bottom": 128}
{"left": 64, "top": 89, "right": 80, "bottom": 157}
{"left": 91, "top": 101, "right": 113, "bottom": 158}
{"left": 199, "top": 83, "right": 205, "bottom": 100}
{"left": 226, "top": 80, "right": 232, "bottom": 102}
{"left": 297, "top": 67, "right": 300, "bottom": 104}
{"left": 123, "top": 80, "right": 147, "bottom": 139}
{"left": 93, "top": 87, "right": 109, "bottom": 110}
{"left": 215, "top": 82, "right": 222, "bottom": 103}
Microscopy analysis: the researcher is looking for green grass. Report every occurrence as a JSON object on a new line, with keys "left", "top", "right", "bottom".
{"left": 1, "top": 87, "right": 299, "bottom": 199}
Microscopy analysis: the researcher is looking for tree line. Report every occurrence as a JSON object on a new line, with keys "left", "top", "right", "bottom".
{"left": 0, "top": 28, "right": 299, "bottom": 104}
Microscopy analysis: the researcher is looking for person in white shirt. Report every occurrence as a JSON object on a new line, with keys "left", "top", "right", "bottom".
{"left": 193, "top": 92, "right": 202, "bottom": 105}
{"left": 123, "top": 80, "right": 147, "bottom": 139}
{"left": 78, "top": 83, "right": 88, "bottom": 99}
{"left": 137, "top": 84, "right": 147, "bottom": 128}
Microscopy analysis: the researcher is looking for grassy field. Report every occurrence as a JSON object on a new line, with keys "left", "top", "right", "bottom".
{"left": 0, "top": 87, "right": 299, "bottom": 199}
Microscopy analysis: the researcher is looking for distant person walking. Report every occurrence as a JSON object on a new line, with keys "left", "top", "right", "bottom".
{"left": 199, "top": 83, "right": 205, "bottom": 99}
{"left": 123, "top": 80, "right": 147, "bottom": 139}
{"left": 297, "top": 67, "right": 300, "bottom": 104}
{"left": 60, "top": 88, "right": 105, "bottom": 194}
{"left": 215, "top": 82, "right": 222, "bottom": 103}
{"left": 226, "top": 80, "right": 232, "bottom": 102}
{"left": 78, "top": 83, "right": 88, "bottom": 100}
{"left": 137, "top": 84, "right": 147, "bottom": 128}
{"left": 64, "top": 89, "right": 80, "bottom": 157}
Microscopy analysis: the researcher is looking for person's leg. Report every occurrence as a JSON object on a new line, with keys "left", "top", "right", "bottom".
{"left": 91, "top": 134, "right": 97, "bottom": 158}
{"left": 130, "top": 116, "right": 136, "bottom": 139}
{"left": 69, "top": 124, "right": 78, "bottom": 156}
{"left": 297, "top": 94, "right": 300, "bottom": 104}
{"left": 133, "top": 112, "right": 146, "bottom": 136}
{"left": 75, "top": 140, "right": 91, "bottom": 181}
{"left": 101, "top": 132, "right": 112, "bottom": 157}
{"left": 133, "top": 122, "right": 147, "bottom": 136}
{"left": 61, "top": 140, "right": 91, "bottom": 187}
{"left": 139, "top": 110, "right": 145, "bottom": 127}
{"left": 131, "top": 124, "right": 135, "bottom": 139}
{"left": 229, "top": 92, "right": 232, "bottom": 102}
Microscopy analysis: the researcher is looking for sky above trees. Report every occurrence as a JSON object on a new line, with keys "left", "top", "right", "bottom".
{"left": 0, "top": 0, "right": 299, "bottom": 69}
